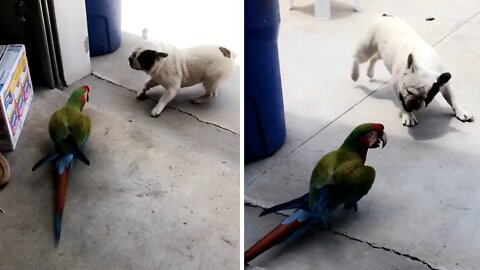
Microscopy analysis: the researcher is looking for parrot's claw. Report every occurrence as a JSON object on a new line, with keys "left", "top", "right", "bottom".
{"left": 344, "top": 202, "right": 358, "bottom": 212}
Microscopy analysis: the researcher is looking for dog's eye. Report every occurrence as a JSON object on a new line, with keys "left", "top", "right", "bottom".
{"left": 406, "top": 89, "right": 414, "bottom": 95}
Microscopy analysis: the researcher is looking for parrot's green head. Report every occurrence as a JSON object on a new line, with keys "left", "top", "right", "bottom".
{"left": 342, "top": 123, "right": 387, "bottom": 150}
{"left": 67, "top": 85, "right": 90, "bottom": 111}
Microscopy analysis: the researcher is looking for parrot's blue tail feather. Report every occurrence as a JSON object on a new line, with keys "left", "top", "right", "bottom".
{"left": 260, "top": 193, "right": 309, "bottom": 217}
{"left": 54, "top": 212, "right": 62, "bottom": 243}
{"left": 282, "top": 210, "right": 316, "bottom": 243}
{"left": 282, "top": 208, "right": 313, "bottom": 224}
{"left": 56, "top": 155, "right": 73, "bottom": 175}
{"left": 32, "top": 153, "right": 59, "bottom": 171}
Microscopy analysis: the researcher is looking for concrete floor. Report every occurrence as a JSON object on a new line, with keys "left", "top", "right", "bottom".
{"left": 245, "top": 0, "right": 480, "bottom": 269}
{"left": 0, "top": 33, "right": 240, "bottom": 269}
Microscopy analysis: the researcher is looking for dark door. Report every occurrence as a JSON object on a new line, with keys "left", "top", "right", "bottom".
{"left": 0, "top": 0, "right": 65, "bottom": 89}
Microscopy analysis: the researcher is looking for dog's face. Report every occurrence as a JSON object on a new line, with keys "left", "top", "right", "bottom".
{"left": 128, "top": 42, "right": 168, "bottom": 72}
{"left": 398, "top": 53, "right": 451, "bottom": 112}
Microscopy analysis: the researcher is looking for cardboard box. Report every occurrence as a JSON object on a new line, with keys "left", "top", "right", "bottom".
{"left": 0, "top": 44, "right": 34, "bottom": 151}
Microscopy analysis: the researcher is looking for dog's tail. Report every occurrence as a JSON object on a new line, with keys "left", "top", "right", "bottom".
{"left": 231, "top": 50, "right": 237, "bottom": 61}
{"left": 142, "top": 28, "right": 149, "bottom": 40}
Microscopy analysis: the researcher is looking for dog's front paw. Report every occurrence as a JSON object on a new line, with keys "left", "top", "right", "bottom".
{"left": 401, "top": 113, "right": 418, "bottom": 127}
{"left": 455, "top": 108, "right": 474, "bottom": 122}
{"left": 150, "top": 107, "right": 163, "bottom": 118}
{"left": 137, "top": 91, "right": 147, "bottom": 100}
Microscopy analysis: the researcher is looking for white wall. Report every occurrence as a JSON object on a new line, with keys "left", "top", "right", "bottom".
{"left": 121, "top": 0, "right": 243, "bottom": 62}
{"left": 53, "top": 0, "right": 91, "bottom": 85}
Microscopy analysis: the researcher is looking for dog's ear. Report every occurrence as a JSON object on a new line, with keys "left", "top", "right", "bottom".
{"left": 407, "top": 53, "right": 417, "bottom": 73}
{"left": 425, "top": 73, "right": 451, "bottom": 107}
{"left": 137, "top": 50, "right": 167, "bottom": 71}
{"left": 158, "top": 52, "right": 168, "bottom": 58}
{"left": 437, "top": 72, "right": 451, "bottom": 85}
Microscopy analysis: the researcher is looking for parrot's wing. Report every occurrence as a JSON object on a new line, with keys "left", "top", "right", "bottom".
{"left": 69, "top": 114, "right": 91, "bottom": 146}
{"left": 64, "top": 114, "right": 91, "bottom": 165}
{"left": 259, "top": 193, "right": 309, "bottom": 217}
{"left": 333, "top": 161, "right": 376, "bottom": 205}
{"left": 308, "top": 151, "right": 338, "bottom": 210}
{"left": 32, "top": 153, "right": 59, "bottom": 171}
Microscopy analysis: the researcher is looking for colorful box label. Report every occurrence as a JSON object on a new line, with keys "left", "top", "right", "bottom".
{"left": 0, "top": 44, "right": 34, "bottom": 150}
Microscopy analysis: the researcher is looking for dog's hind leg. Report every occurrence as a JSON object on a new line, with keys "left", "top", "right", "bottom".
{"left": 191, "top": 74, "right": 225, "bottom": 104}
{"left": 351, "top": 33, "right": 377, "bottom": 81}
{"left": 137, "top": 78, "right": 159, "bottom": 100}
{"left": 367, "top": 52, "right": 381, "bottom": 79}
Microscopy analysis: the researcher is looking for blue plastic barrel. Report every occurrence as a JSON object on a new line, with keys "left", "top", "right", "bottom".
{"left": 245, "top": 0, "right": 286, "bottom": 163}
{"left": 85, "top": 0, "right": 121, "bottom": 56}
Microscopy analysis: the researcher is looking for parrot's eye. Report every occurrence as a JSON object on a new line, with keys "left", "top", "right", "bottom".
{"left": 365, "top": 131, "right": 376, "bottom": 138}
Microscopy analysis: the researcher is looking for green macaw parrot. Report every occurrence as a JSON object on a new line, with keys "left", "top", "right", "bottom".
{"left": 245, "top": 123, "right": 387, "bottom": 263}
{"left": 32, "top": 85, "right": 91, "bottom": 243}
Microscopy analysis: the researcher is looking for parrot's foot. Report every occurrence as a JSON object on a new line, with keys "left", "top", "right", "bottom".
{"left": 401, "top": 112, "right": 418, "bottom": 127}
{"left": 343, "top": 202, "right": 358, "bottom": 212}
{"left": 454, "top": 107, "right": 474, "bottom": 122}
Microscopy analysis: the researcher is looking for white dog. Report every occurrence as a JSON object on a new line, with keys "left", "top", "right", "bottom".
{"left": 129, "top": 30, "right": 236, "bottom": 117}
{"left": 351, "top": 15, "right": 473, "bottom": 127}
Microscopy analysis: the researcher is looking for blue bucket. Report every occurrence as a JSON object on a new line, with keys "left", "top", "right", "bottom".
{"left": 85, "top": 0, "right": 122, "bottom": 56}
{"left": 245, "top": 0, "right": 286, "bottom": 163}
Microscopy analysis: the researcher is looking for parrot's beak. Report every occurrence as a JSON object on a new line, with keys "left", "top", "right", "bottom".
{"left": 81, "top": 85, "right": 90, "bottom": 102}
{"left": 379, "top": 131, "right": 387, "bottom": 148}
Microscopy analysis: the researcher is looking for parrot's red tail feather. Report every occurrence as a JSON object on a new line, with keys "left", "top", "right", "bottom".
{"left": 245, "top": 220, "right": 303, "bottom": 264}
{"left": 55, "top": 166, "right": 69, "bottom": 242}
{"left": 56, "top": 167, "right": 69, "bottom": 214}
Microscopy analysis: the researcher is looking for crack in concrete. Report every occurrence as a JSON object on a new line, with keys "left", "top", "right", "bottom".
{"left": 90, "top": 72, "right": 239, "bottom": 136}
{"left": 432, "top": 10, "right": 480, "bottom": 47}
{"left": 168, "top": 106, "right": 239, "bottom": 135}
{"left": 244, "top": 203, "right": 437, "bottom": 270}
{"left": 330, "top": 230, "right": 438, "bottom": 270}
